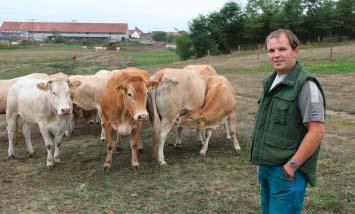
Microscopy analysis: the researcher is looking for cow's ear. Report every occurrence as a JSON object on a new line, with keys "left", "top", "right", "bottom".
{"left": 147, "top": 80, "right": 159, "bottom": 91}
{"left": 199, "top": 115, "right": 208, "bottom": 128}
{"left": 115, "top": 84, "right": 127, "bottom": 94}
{"left": 69, "top": 81, "right": 81, "bottom": 89}
{"left": 36, "top": 82, "right": 49, "bottom": 91}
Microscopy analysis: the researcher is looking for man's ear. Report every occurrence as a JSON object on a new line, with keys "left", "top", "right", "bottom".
{"left": 36, "top": 82, "right": 49, "bottom": 91}
{"left": 199, "top": 115, "right": 207, "bottom": 128}
{"left": 115, "top": 84, "right": 127, "bottom": 94}
{"left": 69, "top": 81, "right": 81, "bottom": 89}
{"left": 146, "top": 80, "right": 159, "bottom": 91}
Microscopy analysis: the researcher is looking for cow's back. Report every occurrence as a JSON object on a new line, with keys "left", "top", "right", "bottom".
{"left": 184, "top": 64, "right": 217, "bottom": 82}
{"left": 155, "top": 68, "right": 206, "bottom": 120}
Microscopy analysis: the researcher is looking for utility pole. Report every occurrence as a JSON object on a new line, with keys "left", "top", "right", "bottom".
{"left": 30, "top": 18, "right": 35, "bottom": 47}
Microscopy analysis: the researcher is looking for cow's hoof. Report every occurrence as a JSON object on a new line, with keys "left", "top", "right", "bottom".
{"left": 28, "top": 153, "right": 34, "bottom": 158}
{"left": 138, "top": 148, "right": 143, "bottom": 153}
{"left": 7, "top": 155, "right": 15, "bottom": 160}
{"left": 158, "top": 160, "right": 167, "bottom": 166}
{"left": 199, "top": 150, "right": 207, "bottom": 156}
{"left": 196, "top": 141, "right": 203, "bottom": 147}
{"left": 235, "top": 149, "right": 241, "bottom": 156}
{"left": 100, "top": 139, "right": 106, "bottom": 144}
{"left": 103, "top": 163, "right": 111, "bottom": 172}
{"left": 47, "top": 161, "right": 54, "bottom": 167}
{"left": 54, "top": 158, "right": 61, "bottom": 163}
{"left": 132, "top": 164, "right": 140, "bottom": 174}
{"left": 226, "top": 135, "right": 232, "bottom": 140}
{"left": 87, "top": 120, "right": 94, "bottom": 125}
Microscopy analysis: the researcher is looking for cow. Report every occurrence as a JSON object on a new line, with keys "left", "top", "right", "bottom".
{"left": 149, "top": 68, "right": 206, "bottom": 165}
{"left": 99, "top": 68, "right": 158, "bottom": 171}
{"left": 68, "top": 70, "right": 116, "bottom": 141}
{"left": 176, "top": 75, "right": 241, "bottom": 156}
{"left": 0, "top": 73, "right": 50, "bottom": 114}
{"left": 6, "top": 77, "right": 81, "bottom": 166}
{"left": 173, "top": 65, "right": 219, "bottom": 146}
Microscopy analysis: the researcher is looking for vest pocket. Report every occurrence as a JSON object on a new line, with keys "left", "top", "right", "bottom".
{"left": 263, "top": 134, "right": 297, "bottom": 163}
{"left": 273, "top": 94, "right": 296, "bottom": 125}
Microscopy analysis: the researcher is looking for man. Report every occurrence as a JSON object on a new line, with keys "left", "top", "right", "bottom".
{"left": 251, "top": 29, "right": 326, "bottom": 213}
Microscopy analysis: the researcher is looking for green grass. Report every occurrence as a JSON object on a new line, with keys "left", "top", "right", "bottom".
{"left": 0, "top": 43, "right": 354, "bottom": 213}
{"left": 120, "top": 50, "right": 180, "bottom": 68}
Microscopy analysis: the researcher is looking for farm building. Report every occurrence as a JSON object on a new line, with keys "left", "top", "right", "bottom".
{"left": 129, "top": 27, "right": 143, "bottom": 39}
{"left": 0, "top": 21, "right": 128, "bottom": 41}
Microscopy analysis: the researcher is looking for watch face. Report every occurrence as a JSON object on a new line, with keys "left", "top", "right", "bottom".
{"left": 289, "top": 160, "right": 298, "bottom": 168}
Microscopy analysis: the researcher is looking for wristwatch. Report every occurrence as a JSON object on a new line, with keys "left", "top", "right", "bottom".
{"left": 288, "top": 159, "right": 298, "bottom": 169}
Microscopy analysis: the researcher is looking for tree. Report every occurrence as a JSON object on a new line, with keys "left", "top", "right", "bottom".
{"left": 152, "top": 31, "right": 166, "bottom": 42}
{"left": 175, "top": 34, "right": 193, "bottom": 60}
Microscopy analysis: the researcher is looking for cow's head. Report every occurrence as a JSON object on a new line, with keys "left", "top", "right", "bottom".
{"left": 115, "top": 75, "right": 158, "bottom": 121}
{"left": 176, "top": 110, "right": 207, "bottom": 128}
{"left": 37, "top": 79, "right": 81, "bottom": 115}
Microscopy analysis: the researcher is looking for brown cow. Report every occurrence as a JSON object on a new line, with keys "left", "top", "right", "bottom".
{"left": 99, "top": 68, "right": 158, "bottom": 171}
{"left": 176, "top": 75, "right": 241, "bottom": 155}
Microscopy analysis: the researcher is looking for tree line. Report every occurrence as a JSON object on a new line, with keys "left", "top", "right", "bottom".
{"left": 175, "top": 0, "right": 355, "bottom": 60}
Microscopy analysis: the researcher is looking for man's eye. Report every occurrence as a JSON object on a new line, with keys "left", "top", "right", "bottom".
{"left": 52, "top": 92, "right": 56, "bottom": 95}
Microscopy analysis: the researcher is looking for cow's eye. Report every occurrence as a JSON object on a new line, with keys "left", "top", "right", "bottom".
{"left": 128, "top": 93, "right": 133, "bottom": 97}
{"left": 52, "top": 92, "right": 56, "bottom": 96}
{"left": 189, "top": 117, "right": 193, "bottom": 120}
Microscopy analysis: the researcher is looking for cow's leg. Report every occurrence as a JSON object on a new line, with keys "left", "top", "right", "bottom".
{"left": 197, "top": 129, "right": 205, "bottom": 145}
{"left": 7, "top": 113, "right": 18, "bottom": 158}
{"left": 200, "top": 129, "right": 213, "bottom": 156}
{"left": 224, "top": 118, "right": 232, "bottom": 140}
{"left": 65, "top": 113, "right": 75, "bottom": 137}
{"left": 229, "top": 113, "right": 241, "bottom": 154}
{"left": 157, "top": 119, "right": 173, "bottom": 165}
{"left": 97, "top": 106, "right": 106, "bottom": 143}
{"left": 22, "top": 122, "right": 34, "bottom": 157}
{"left": 175, "top": 126, "right": 183, "bottom": 147}
{"left": 38, "top": 123, "right": 54, "bottom": 167}
{"left": 103, "top": 122, "right": 114, "bottom": 171}
{"left": 130, "top": 122, "right": 144, "bottom": 171}
{"left": 53, "top": 133, "right": 65, "bottom": 163}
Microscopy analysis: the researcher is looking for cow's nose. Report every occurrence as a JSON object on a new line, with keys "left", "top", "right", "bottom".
{"left": 61, "top": 108, "right": 71, "bottom": 115}
{"left": 137, "top": 113, "right": 148, "bottom": 121}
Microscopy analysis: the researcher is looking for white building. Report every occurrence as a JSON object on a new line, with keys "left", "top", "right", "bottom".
{"left": 0, "top": 21, "right": 129, "bottom": 41}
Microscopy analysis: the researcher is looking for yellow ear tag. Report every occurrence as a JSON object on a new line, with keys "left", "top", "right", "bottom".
{"left": 199, "top": 119, "right": 205, "bottom": 128}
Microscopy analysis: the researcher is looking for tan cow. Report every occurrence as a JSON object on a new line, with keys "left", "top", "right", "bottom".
{"left": 183, "top": 64, "right": 217, "bottom": 82}
{"left": 149, "top": 68, "right": 206, "bottom": 165}
{"left": 69, "top": 70, "right": 116, "bottom": 141}
{"left": 99, "top": 68, "right": 158, "bottom": 171}
{"left": 176, "top": 75, "right": 241, "bottom": 155}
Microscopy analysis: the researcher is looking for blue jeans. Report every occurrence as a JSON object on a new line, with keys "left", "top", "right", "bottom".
{"left": 258, "top": 164, "right": 308, "bottom": 214}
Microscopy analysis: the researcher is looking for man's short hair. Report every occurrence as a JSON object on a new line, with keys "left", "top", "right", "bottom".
{"left": 266, "top": 29, "right": 299, "bottom": 50}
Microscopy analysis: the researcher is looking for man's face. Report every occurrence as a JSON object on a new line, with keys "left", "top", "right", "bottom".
{"left": 267, "top": 33, "right": 299, "bottom": 74}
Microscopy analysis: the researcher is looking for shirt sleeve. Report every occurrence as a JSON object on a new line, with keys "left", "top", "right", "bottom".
{"left": 298, "top": 80, "right": 325, "bottom": 127}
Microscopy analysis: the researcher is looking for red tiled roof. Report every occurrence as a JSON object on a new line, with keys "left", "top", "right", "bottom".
{"left": 0, "top": 22, "right": 128, "bottom": 33}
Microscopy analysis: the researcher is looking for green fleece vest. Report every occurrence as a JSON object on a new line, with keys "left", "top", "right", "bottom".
{"left": 251, "top": 62, "right": 326, "bottom": 186}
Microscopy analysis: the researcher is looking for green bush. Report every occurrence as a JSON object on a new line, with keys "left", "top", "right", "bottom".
{"left": 175, "top": 34, "right": 193, "bottom": 60}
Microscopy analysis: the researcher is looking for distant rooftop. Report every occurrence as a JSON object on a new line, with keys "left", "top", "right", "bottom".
{"left": 0, "top": 21, "right": 128, "bottom": 33}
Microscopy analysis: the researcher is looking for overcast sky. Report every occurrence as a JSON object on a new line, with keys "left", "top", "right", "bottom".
{"left": 1, "top": 0, "right": 246, "bottom": 32}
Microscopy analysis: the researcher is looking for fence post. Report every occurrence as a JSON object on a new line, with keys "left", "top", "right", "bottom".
{"left": 256, "top": 44, "right": 261, "bottom": 60}
{"left": 238, "top": 45, "right": 241, "bottom": 54}
{"left": 329, "top": 43, "right": 333, "bottom": 62}
{"left": 317, "top": 36, "right": 320, "bottom": 48}
{"left": 207, "top": 50, "right": 210, "bottom": 57}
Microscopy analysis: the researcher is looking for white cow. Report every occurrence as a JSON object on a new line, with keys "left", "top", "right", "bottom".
{"left": 6, "top": 77, "right": 80, "bottom": 166}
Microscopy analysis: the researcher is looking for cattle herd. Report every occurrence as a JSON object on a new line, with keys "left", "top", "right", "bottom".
{"left": 0, "top": 65, "right": 241, "bottom": 171}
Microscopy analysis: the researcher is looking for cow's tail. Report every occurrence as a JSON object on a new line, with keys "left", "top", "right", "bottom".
{"left": 148, "top": 87, "right": 161, "bottom": 160}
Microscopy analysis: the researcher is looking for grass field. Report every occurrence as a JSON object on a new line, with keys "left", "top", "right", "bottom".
{"left": 0, "top": 43, "right": 354, "bottom": 213}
